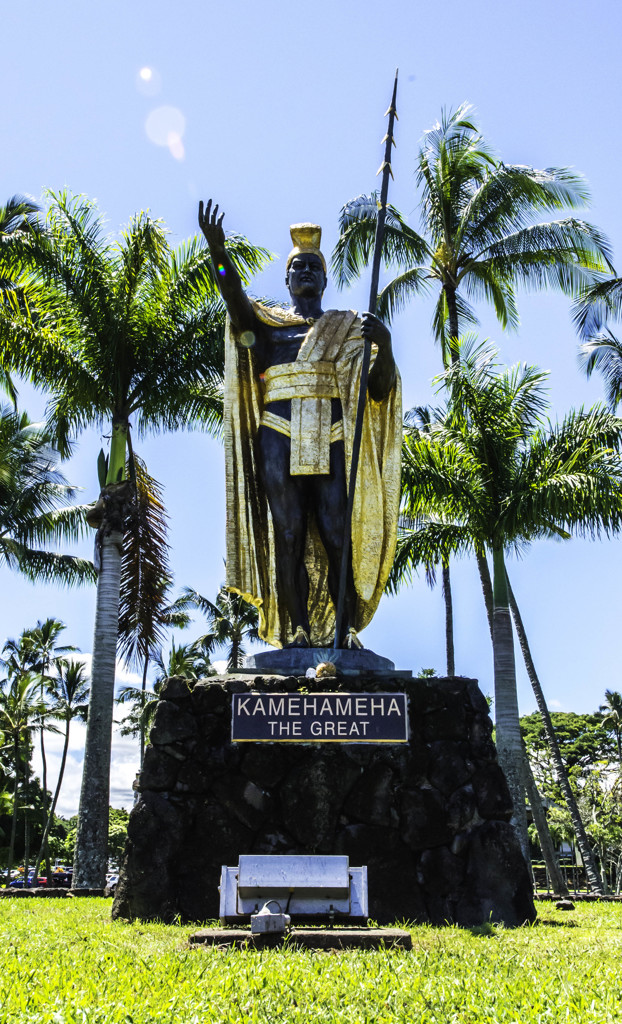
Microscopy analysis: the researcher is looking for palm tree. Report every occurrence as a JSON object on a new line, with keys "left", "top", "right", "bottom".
{"left": 116, "top": 638, "right": 212, "bottom": 754}
{"left": 0, "top": 189, "right": 271, "bottom": 888}
{"left": 0, "top": 195, "right": 39, "bottom": 239}
{"left": 507, "top": 580, "right": 596, "bottom": 894}
{"left": 0, "top": 669, "right": 46, "bottom": 886}
{"left": 334, "top": 104, "right": 612, "bottom": 673}
{"left": 4, "top": 618, "right": 77, "bottom": 883}
{"left": 600, "top": 690, "right": 622, "bottom": 765}
{"left": 0, "top": 405, "right": 94, "bottom": 588}
{"left": 33, "top": 658, "right": 89, "bottom": 879}
{"left": 171, "top": 586, "right": 260, "bottom": 670}
{"left": 394, "top": 339, "right": 622, "bottom": 879}
{"left": 333, "top": 103, "right": 612, "bottom": 365}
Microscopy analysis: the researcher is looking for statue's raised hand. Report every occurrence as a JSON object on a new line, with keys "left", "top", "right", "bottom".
{"left": 198, "top": 199, "right": 225, "bottom": 250}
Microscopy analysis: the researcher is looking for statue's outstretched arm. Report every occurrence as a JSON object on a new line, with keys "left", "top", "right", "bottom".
{"left": 198, "top": 200, "right": 257, "bottom": 333}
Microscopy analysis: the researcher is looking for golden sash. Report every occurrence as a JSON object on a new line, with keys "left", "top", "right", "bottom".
{"left": 263, "top": 361, "right": 340, "bottom": 474}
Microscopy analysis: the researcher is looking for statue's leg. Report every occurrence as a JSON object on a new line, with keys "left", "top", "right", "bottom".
{"left": 312, "top": 441, "right": 358, "bottom": 643}
{"left": 256, "top": 426, "right": 311, "bottom": 638}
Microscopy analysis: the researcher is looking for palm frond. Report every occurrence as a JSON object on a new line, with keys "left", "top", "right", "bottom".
{"left": 0, "top": 541, "right": 96, "bottom": 585}
{"left": 573, "top": 277, "right": 622, "bottom": 340}
{"left": 117, "top": 456, "right": 172, "bottom": 670}
{"left": 578, "top": 331, "right": 622, "bottom": 409}
{"left": 331, "top": 193, "right": 429, "bottom": 288}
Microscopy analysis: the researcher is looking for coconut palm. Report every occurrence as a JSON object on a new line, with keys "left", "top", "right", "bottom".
{"left": 394, "top": 339, "right": 622, "bottom": 877}
{"left": 0, "top": 195, "right": 40, "bottom": 400}
{"left": 600, "top": 690, "right": 622, "bottom": 765}
{"left": 4, "top": 618, "right": 77, "bottom": 882}
{"left": 0, "top": 405, "right": 94, "bottom": 588}
{"left": 507, "top": 580, "right": 599, "bottom": 892}
{"left": 33, "top": 658, "right": 89, "bottom": 882}
{"left": 334, "top": 105, "right": 612, "bottom": 673}
{"left": 116, "top": 638, "right": 212, "bottom": 755}
{"left": 0, "top": 669, "right": 46, "bottom": 886}
{"left": 0, "top": 189, "right": 271, "bottom": 888}
{"left": 171, "top": 585, "right": 261, "bottom": 670}
{"left": 0, "top": 195, "right": 39, "bottom": 240}
{"left": 333, "top": 103, "right": 612, "bottom": 365}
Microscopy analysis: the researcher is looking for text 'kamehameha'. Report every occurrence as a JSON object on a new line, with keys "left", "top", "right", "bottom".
{"left": 231, "top": 692, "right": 409, "bottom": 744}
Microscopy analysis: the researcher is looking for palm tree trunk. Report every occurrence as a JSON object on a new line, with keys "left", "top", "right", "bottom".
{"left": 140, "top": 656, "right": 149, "bottom": 769}
{"left": 506, "top": 575, "right": 604, "bottom": 894}
{"left": 441, "top": 563, "right": 455, "bottom": 676}
{"left": 72, "top": 529, "right": 124, "bottom": 889}
{"left": 33, "top": 728, "right": 49, "bottom": 882}
{"left": 491, "top": 545, "right": 530, "bottom": 862}
{"left": 35, "top": 720, "right": 71, "bottom": 883}
{"left": 22, "top": 758, "right": 30, "bottom": 885}
{"left": 230, "top": 636, "right": 240, "bottom": 672}
{"left": 522, "top": 748, "right": 568, "bottom": 896}
{"left": 5, "top": 739, "right": 20, "bottom": 886}
{"left": 476, "top": 550, "right": 494, "bottom": 640}
{"left": 444, "top": 284, "right": 460, "bottom": 365}
{"left": 476, "top": 553, "right": 565, "bottom": 890}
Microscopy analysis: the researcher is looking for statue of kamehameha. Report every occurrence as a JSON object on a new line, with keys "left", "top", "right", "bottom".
{"left": 199, "top": 203, "right": 402, "bottom": 650}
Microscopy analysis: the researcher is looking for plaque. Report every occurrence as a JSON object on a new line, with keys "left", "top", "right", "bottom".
{"left": 231, "top": 692, "right": 409, "bottom": 743}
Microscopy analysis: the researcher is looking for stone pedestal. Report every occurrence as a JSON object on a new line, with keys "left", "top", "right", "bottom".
{"left": 112, "top": 672, "right": 535, "bottom": 927}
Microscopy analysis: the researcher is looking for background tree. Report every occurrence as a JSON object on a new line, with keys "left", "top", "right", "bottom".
{"left": 601, "top": 690, "right": 622, "bottom": 765}
{"left": 0, "top": 405, "right": 94, "bottom": 588}
{"left": 33, "top": 658, "right": 89, "bottom": 881}
{"left": 170, "top": 585, "right": 261, "bottom": 671}
{"left": 394, "top": 340, "right": 622, "bottom": 873}
{"left": 0, "top": 189, "right": 270, "bottom": 888}
{"left": 522, "top": 711, "right": 616, "bottom": 794}
{"left": 0, "top": 668, "right": 45, "bottom": 885}
{"left": 116, "top": 638, "right": 212, "bottom": 757}
{"left": 3, "top": 618, "right": 77, "bottom": 883}
{"left": 523, "top": 709, "right": 622, "bottom": 892}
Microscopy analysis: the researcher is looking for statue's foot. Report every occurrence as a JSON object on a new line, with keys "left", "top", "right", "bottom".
{"left": 286, "top": 626, "right": 311, "bottom": 649}
{"left": 340, "top": 628, "right": 363, "bottom": 650}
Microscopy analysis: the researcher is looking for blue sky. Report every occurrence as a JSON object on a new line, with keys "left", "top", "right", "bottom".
{"left": 4, "top": 0, "right": 622, "bottom": 810}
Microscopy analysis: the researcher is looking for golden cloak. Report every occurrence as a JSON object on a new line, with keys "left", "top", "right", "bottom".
{"left": 224, "top": 303, "right": 402, "bottom": 647}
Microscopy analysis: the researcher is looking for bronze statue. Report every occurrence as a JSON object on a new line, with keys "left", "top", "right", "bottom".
{"left": 199, "top": 201, "right": 402, "bottom": 649}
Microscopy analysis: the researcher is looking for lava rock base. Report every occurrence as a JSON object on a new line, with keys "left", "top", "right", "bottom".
{"left": 112, "top": 673, "right": 535, "bottom": 927}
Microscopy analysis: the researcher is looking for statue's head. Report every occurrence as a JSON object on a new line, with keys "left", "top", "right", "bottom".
{"left": 285, "top": 223, "right": 327, "bottom": 299}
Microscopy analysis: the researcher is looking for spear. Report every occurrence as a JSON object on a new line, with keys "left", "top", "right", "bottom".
{"left": 333, "top": 69, "right": 399, "bottom": 648}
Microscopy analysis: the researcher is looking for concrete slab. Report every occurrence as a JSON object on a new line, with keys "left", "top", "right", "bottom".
{"left": 188, "top": 927, "right": 412, "bottom": 950}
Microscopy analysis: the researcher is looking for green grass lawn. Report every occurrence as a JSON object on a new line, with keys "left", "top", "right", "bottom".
{"left": 1, "top": 899, "right": 621, "bottom": 1023}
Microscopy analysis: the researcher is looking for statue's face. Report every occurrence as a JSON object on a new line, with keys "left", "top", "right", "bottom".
{"left": 286, "top": 253, "right": 327, "bottom": 299}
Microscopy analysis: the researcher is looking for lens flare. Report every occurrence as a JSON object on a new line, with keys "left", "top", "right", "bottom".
{"left": 136, "top": 66, "right": 162, "bottom": 96}
{"left": 145, "top": 106, "right": 186, "bottom": 156}
{"left": 240, "top": 331, "right": 256, "bottom": 348}
{"left": 167, "top": 131, "right": 185, "bottom": 161}
{"left": 218, "top": 264, "right": 226, "bottom": 277}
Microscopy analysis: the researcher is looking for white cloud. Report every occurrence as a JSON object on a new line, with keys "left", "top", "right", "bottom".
{"left": 71, "top": 652, "right": 142, "bottom": 688}
{"left": 32, "top": 720, "right": 140, "bottom": 818}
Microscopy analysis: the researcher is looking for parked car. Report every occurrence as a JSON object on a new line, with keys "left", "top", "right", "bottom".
{"left": 50, "top": 870, "right": 73, "bottom": 887}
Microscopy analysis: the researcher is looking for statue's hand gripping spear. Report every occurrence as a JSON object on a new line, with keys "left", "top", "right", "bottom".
{"left": 333, "top": 69, "right": 399, "bottom": 649}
